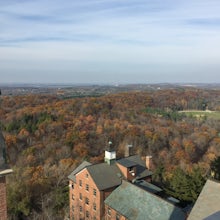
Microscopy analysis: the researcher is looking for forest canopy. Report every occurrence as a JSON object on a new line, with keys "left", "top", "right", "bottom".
{"left": 1, "top": 88, "right": 220, "bottom": 219}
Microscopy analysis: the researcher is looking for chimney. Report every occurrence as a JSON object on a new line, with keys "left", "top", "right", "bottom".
{"left": 124, "top": 144, "right": 133, "bottom": 157}
{"left": 146, "top": 155, "right": 152, "bottom": 170}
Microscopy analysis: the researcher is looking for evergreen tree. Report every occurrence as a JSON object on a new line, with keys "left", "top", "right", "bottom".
{"left": 167, "top": 167, "right": 205, "bottom": 203}
{"left": 210, "top": 156, "right": 220, "bottom": 180}
{"left": 190, "top": 168, "right": 205, "bottom": 202}
{"left": 167, "top": 168, "right": 192, "bottom": 202}
{"left": 153, "top": 163, "right": 165, "bottom": 184}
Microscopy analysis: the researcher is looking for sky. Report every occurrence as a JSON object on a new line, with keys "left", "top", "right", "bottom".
{"left": 1, "top": 0, "right": 220, "bottom": 84}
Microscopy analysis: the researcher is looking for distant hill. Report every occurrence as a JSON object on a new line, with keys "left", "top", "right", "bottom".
{"left": 1, "top": 83, "right": 220, "bottom": 96}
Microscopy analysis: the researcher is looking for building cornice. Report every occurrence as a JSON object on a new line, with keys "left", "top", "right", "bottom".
{"left": 0, "top": 169, "right": 13, "bottom": 177}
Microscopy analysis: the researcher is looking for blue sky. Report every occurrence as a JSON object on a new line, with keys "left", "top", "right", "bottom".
{"left": 1, "top": 0, "right": 220, "bottom": 84}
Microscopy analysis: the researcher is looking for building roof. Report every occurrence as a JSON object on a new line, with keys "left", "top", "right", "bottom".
{"left": 105, "top": 181, "right": 186, "bottom": 220}
{"left": 188, "top": 179, "right": 220, "bottom": 220}
{"left": 87, "top": 163, "right": 122, "bottom": 190}
{"left": 117, "top": 155, "right": 153, "bottom": 180}
{"left": 134, "top": 180, "right": 163, "bottom": 194}
{"left": 68, "top": 161, "right": 92, "bottom": 182}
{"left": 117, "top": 158, "right": 137, "bottom": 168}
{"left": 69, "top": 160, "right": 122, "bottom": 190}
{"left": 68, "top": 154, "right": 152, "bottom": 190}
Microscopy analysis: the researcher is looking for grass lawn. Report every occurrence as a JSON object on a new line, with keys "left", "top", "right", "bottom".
{"left": 179, "top": 110, "right": 220, "bottom": 120}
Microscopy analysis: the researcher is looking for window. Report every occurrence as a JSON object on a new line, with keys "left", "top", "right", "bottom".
{"left": 72, "top": 194, "right": 74, "bottom": 200}
{"left": 72, "top": 205, "right": 74, "bottom": 212}
{"left": 79, "top": 179, "right": 82, "bottom": 187}
{"left": 71, "top": 183, "right": 74, "bottom": 189}
{"left": 129, "top": 167, "right": 133, "bottom": 171}
{"left": 79, "top": 193, "right": 82, "bottom": 200}
{"left": 93, "top": 188, "right": 97, "bottom": 196}
{"left": 93, "top": 203, "right": 96, "bottom": 211}
{"left": 86, "top": 184, "right": 89, "bottom": 191}
{"left": 107, "top": 208, "right": 111, "bottom": 216}
{"left": 79, "top": 206, "right": 82, "bottom": 212}
{"left": 86, "top": 211, "right": 89, "bottom": 218}
{"left": 85, "top": 197, "right": 89, "bottom": 205}
{"left": 116, "top": 214, "right": 120, "bottom": 220}
{"left": 85, "top": 173, "right": 89, "bottom": 178}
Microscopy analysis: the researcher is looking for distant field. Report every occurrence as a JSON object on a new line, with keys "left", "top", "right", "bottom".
{"left": 179, "top": 110, "right": 220, "bottom": 119}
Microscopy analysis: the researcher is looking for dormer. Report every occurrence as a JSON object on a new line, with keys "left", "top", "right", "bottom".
{"left": 116, "top": 158, "right": 137, "bottom": 181}
{"left": 128, "top": 166, "right": 136, "bottom": 176}
{"left": 116, "top": 155, "right": 153, "bottom": 182}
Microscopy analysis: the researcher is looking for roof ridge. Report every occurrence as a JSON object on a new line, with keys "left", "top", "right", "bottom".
{"left": 122, "top": 180, "right": 183, "bottom": 209}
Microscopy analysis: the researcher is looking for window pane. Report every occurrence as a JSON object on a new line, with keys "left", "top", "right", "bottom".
{"left": 93, "top": 188, "right": 96, "bottom": 196}
{"left": 86, "top": 184, "right": 89, "bottom": 191}
{"left": 86, "top": 197, "right": 89, "bottom": 205}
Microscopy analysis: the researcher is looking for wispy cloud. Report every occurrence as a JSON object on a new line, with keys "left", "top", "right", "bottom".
{"left": 187, "top": 18, "right": 220, "bottom": 27}
{"left": 1, "top": 0, "right": 219, "bottom": 45}
{"left": 1, "top": 0, "right": 220, "bottom": 83}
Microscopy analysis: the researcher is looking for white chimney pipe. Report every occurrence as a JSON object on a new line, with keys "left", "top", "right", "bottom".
{"left": 146, "top": 155, "right": 152, "bottom": 170}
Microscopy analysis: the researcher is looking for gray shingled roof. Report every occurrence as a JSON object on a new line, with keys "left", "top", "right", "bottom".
{"left": 134, "top": 180, "right": 163, "bottom": 194}
{"left": 117, "top": 158, "right": 137, "bottom": 168}
{"left": 117, "top": 155, "right": 152, "bottom": 180}
{"left": 87, "top": 163, "right": 122, "bottom": 190}
{"left": 188, "top": 179, "right": 220, "bottom": 220}
{"left": 68, "top": 161, "right": 92, "bottom": 182}
{"left": 105, "top": 181, "right": 186, "bottom": 220}
{"left": 68, "top": 154, "right": 151, "bottom": 190}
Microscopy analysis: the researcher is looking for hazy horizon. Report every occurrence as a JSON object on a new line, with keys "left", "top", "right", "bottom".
{"left": 1, "top": 0, "right": 220, "bottom": 84}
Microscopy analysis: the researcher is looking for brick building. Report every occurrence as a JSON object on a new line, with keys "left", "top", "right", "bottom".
{"left": 0, "top": 131, "right": 13, "bottom": 220}
{"left": 68, "top": 143, "right": 152, "bottom": 220}
{"left": 104, "top": 181, "right": 186, "bottom": 220}
{"left": 0, "top": 176, "right": 7, "bottom": 220}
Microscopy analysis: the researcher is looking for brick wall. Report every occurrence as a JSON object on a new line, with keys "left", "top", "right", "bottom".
{"left": 0, "top": 176, "right": 7, "bottom": 220}
{"left": 70, "top": 168, "right": 102, "bottom": 220}
{"left": 116, "top": 163, "right": 137, "bottom": 181}
{"left": 104, "top": 205, "right": 127, "bottom": 220}
{"left": 69, "top": 168, "right": 119, "bottom": 220}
